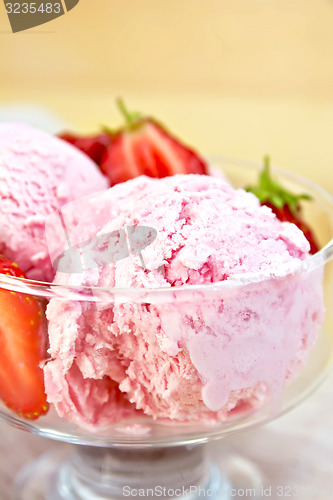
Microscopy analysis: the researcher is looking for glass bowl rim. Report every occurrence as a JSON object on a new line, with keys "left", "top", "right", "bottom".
{"left": 1, "top": 155, "right": 333, "bottom": 301}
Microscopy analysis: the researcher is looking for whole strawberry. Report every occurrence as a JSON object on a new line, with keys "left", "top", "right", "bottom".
{"left": 0, "top": 256, "right": 48, "bottom": 419}
{"left": 246, "top": 156, "right": 319, "bottom": 254}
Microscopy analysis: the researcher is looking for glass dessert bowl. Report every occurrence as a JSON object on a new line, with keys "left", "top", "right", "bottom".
{"left": 1, "top": 157, "right": 333, "bottom": 500}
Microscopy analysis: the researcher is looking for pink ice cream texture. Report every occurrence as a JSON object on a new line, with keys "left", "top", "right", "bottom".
{"left": 0, "top": 122, "right": 108, "bottom": 282}
{"left": 44, "top": 174, "right": 324, "bottom": 429}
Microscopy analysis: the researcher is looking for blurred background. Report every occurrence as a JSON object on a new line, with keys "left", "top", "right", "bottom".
{"left": 1, "top": 0, "right": 333, "bottom": 184}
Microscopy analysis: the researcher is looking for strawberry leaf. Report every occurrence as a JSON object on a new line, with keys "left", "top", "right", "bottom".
{"left": 246, "top": 155, "right": 312, "bottom": 214}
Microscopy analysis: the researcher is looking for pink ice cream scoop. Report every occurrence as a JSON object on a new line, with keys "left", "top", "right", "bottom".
{"left": 44, "top": 174, "right": 324, "bottom": 429}
{"left": 0, "top": 122, "right": 108, "bottom": 282}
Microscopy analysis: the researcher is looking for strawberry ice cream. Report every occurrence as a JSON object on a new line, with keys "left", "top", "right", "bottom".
{"left": 43, "top": 174, "right": 324, "bottom": 429}
{"left": 0, "top": 123, "right": 108, "bottom": 282}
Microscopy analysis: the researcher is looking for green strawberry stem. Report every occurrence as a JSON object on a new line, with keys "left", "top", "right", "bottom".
{"left": 246, "top": 155, "right": 311, "bottom": 214}
{"left": 116, "top": 97, "right": 142, "bottom": 128}
{"left": 101, "top": 99, "right": 142, "bottom": 135}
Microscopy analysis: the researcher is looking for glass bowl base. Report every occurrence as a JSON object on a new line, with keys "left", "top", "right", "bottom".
{"left": 13, "top": 443, "right": 264, "bottom": 500}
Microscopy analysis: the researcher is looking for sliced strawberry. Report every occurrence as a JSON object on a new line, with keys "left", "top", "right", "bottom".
{"left": 0, "top": 257, "right": 48, "bottom": 419}
{"left": 100, "top": 99, "right": 208, "bottom": 185}
{"left": 246, "top": 156, "right": 319, "bottom": 254}
{"left": 58, "top": 132, "right": 111, "bottom": 166}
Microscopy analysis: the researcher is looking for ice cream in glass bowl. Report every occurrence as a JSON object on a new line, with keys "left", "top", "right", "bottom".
{"left": 0, "top": 117, "right": 333, "bottom": 500}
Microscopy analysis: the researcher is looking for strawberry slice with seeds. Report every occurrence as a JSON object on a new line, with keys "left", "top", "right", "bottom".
{"left": 246, "top": 156, "right": 319, "bottom": 254}
{"left": 58, "top": 132, "right": 111, "bottom": 166}
{"left": 0, "top": 257, "right": 48, "bottom": 419}
{"left": 100, "top": 98, "right": 208, "bottom": 185}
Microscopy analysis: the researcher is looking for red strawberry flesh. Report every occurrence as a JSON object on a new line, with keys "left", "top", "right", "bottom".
{"left": 59, "top": 132, "right": 111, "bottom": 166}
{"left": 100, "top": 119, "right": 207, "bottom": 185}
{"left": 0, "top": 257, "right": 48, "bottom": 419}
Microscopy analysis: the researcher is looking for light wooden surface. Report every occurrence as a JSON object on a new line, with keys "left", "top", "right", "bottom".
{"left": 1, "top": 0, "right": 333, "bottom": 190}
{"left": 2, "top": 0, "right": 333, "bottom": 97}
